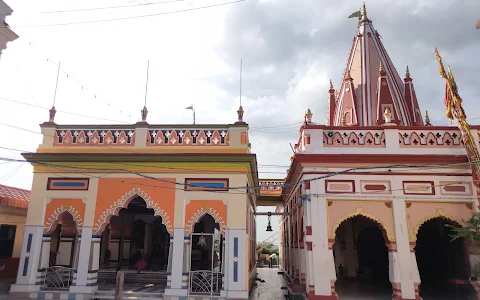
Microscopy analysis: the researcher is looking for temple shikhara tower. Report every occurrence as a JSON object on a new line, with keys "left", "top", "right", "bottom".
{"left": 278, "top": 4, "right": 480, "bottom": 300}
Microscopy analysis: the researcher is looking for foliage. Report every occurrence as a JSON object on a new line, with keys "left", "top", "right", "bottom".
{"left": 256, "top": 242, "right": 279, "bottom": 256}
{"left": 446, "top": 212, "right": 480, "bottom": 243}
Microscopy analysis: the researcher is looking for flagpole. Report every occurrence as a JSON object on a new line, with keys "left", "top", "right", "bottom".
{"left": 193, "top": 108, "right": 196, "bottom": 125}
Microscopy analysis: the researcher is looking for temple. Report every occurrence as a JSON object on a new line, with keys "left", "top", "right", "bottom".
{"left": 279, "top": 4, "right": 480, "bottom": 300}
{"left": 6, "top": 3, "right": 480, "bottom": 300}
{"left": 328, "top": 5, "right": 422, "bottom": 127}
{"left": 8, "top": 104, "right": 262, "bottom": 300}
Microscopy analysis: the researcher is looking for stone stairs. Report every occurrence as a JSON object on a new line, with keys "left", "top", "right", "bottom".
{"left": 92, "top": 269, "right": 167, "bottom": 300}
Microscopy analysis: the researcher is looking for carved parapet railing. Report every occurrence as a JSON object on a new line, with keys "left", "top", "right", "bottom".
{"left": 322, "top": 129, "right": 386, "bottom": 147}
{"left": 260, "top": 180, "right": 284, "bottom": 196}
{"left": 299, "top": 125, "right": 480, "bottom": 152}
{"left": 42, "top": 123, "right": 249, "bottom": 150}
{"left": 146, "top": 127, "right": 229, "bottom": 146}
{"left": 398, "top": 129, "right": 465, "bottom": 148}
{"left": 54, "top": 127, "right": 136, "bottom": 146}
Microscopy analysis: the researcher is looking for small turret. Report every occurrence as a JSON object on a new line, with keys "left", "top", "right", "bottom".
{"left": 404, "top": 66, "right": 424, "bottom": 125}
{"left": 327, "top": 79, "right": 336, "bottom": 126}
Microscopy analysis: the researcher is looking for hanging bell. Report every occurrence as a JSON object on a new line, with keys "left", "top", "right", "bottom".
{"left": 197, "top": 234, "right": 207, "bottom": 247}
{"left": 266, "top": 212, "right": 273, "bottom": 232}
{"left": 266, "top": 224, "right": 273, "bottom": 232}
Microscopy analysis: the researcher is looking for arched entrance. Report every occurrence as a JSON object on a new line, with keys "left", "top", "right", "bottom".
{"left": 99, "top": 196, "right": 170, "bottom": 271}
{"left": 47, "top": 211, "right": 78, "bottom": 268}
{"left": 188, "top": 214, "right": 224, "bottom": 297}
{"left": 333, "top": 216, "right": 392, "bottom": 299}
{"left": 415, "top": 218, "right": 474, "bottom": 299}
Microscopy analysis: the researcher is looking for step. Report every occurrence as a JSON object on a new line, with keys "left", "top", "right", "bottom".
{"left": 96, "top": 270, "right": 168, "bottom": 285}
{"left": 91, "top": 295, "right": 163, "bottom": 300}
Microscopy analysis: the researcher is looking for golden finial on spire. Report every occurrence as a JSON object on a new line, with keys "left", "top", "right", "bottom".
{"left": 406, "top": 65, "right": 410, "bottom": 78}
{"left": 379, "top": 61, "right": 384, "bottom": 73}
{"left": 425, "top": 110, "right": 431, "bottom": 125}
{"left": 361, "top": 2, "right": 368, "bottom": 21}
{"left": 341, "top": 112, "right": 347, "bottom": 126}
{"left": 329, "top": 79, "right": 334, "bottom": 89}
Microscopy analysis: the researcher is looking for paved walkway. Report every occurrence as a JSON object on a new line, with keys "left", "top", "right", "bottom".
{"left": 249, "top": 268, "right": 288, "bottom": 300}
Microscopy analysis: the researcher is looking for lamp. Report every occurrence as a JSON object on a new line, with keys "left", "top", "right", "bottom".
{"left": 266, "top": 212, "right": 273, "bottom": 232}
{"left": 197, "top": 234, "right": 207, "bottom": 247}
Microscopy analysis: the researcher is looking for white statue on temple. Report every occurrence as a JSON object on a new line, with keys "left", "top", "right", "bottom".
{"left": 383, "top": 106, "right": 392, "bottom": 124}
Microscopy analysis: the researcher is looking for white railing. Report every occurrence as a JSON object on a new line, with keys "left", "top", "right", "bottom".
{"left": 188, "top": 270, "right": 222, "bottom": 296}
{"left": 43, "top": 266, "right": 73, "bottom": 289}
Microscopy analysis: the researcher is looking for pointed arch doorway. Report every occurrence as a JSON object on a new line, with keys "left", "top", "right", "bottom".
{"left": 415, "top": 217, "right": 475, "bottom": 299}
{"left": 333, "top": 215, "right": 393, "bottom": 299}
{"left": 188, "top": 214, "right": 224, "bottom": 297}
{"left": 98, "top": 196, "right": 170, "bottom": 271}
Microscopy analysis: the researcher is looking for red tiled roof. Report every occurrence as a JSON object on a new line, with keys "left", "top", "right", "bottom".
{"left": 0, "top": 184, "right": 30, "bottom": 209}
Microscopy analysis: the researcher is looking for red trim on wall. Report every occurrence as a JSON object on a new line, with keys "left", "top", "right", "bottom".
{"left": 307, "top": 292, "right": 339, "bottom": 299}
{"left": 306, "top": 226, "right": 312, "bottom": 235}
{"left": 306, "top": 241, "right": 313, "bottom": 251}
{"left": 295, "top": 153, "right": 468, "bottom": 165}
{"left": 304, "top": 171, "right": 471, "bottom": 177}
{"left": 325, "top": 180, "right": 355, "bottom": 194}
{"left": 402, "top": 181, "right": 435, "bottom": 195}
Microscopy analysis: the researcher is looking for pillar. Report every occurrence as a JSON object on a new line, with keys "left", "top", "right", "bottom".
{"left": 303, "top": 183, "right": 314, "bottom": 296}
{"left": 10, "top": 225, "right": 45, "bottom": 292}
{"left": 224, "top": 229, "right": 248, "bottom": 299}
{"left": 85, "top": 235, "right": 101, "bottom": 288}
{"left": 70, "top": 227, "right": 96, "bottom": 294}
{"left": 391, "top": 199, "right": 421, "bottom": 300}
{"left": 144, "top": 223, "right": 151, "bottom": 254}
{"left": 118, "top": 220, "right": 125, "bottom": 264}
{"left": 37, "top": 234, "right": 52, "bottom": 286}
{"left": 164, "top": 230, "right": 187, "bottom": 299}
{"left": 99, "top": 226, "right": 110, "bottom": 265}
{"left": 308, "top": 183, "right": 337, "bottom": 299}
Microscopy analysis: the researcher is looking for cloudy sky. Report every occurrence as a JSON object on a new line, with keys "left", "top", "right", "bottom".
{"left": 0, "top": 0, "right": 479, "bottom": 243}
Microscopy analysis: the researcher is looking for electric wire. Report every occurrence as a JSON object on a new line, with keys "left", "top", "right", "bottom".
{"left": 41, "top": 0, "right": 186, "bottom": 13}
{"left": 2, "top": 0, "right": 247, "bottom": 28}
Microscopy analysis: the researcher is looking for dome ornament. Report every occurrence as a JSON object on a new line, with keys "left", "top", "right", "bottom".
{"left": 361, "top": 2, "right": 368, "bottom": 21}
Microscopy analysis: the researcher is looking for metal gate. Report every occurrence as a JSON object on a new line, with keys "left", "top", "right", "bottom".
{"left": 188, "top": 232, "right": 222, "bottom": 298}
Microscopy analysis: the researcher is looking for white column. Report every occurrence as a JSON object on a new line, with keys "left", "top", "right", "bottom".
{"left": 286, "top": 207, "right": 293, "bottom": 276}
{"left": 303, "top": 183, "right": 314, "bottom": 295}
{"left": 225, "top": 229, "right": 248, "bottom": 299}
{"left": 164, "top": 229, "right": 187, "bottom": 298}
{"left": 85, "top": 235, "right": 101, "bottom": 288}
{"left": 10, "top": 225, "right": 44, "bottom": 292}
{"left": 70, "top": 226, "right": 96, "bottom": 293}
{"left": 391, "top": 199, "right": 420, "bottom": 299}
{"left": 37, "top": 235, "right": 51, "bottom": 286}
{"left": 310, "top": 190, "right": 337, "bottom": 298}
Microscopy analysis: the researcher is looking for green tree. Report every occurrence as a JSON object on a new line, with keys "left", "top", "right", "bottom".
{"left": 447, "top": 212, "right": 480, "bottom": 243}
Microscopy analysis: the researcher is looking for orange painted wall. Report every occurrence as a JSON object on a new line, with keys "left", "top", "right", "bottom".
{"left": 184, "top": 200, "right": 227, "bottom": 235}
{"left": 94, "top": 178, "right": 176, "bottom": 234}
{"left": 44, "top": 199, "right": 85, "bottom": 234}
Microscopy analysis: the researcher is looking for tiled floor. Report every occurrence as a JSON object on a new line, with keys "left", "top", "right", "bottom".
{"left": 249, "top": 268, "right": 288, "bottom": 300}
